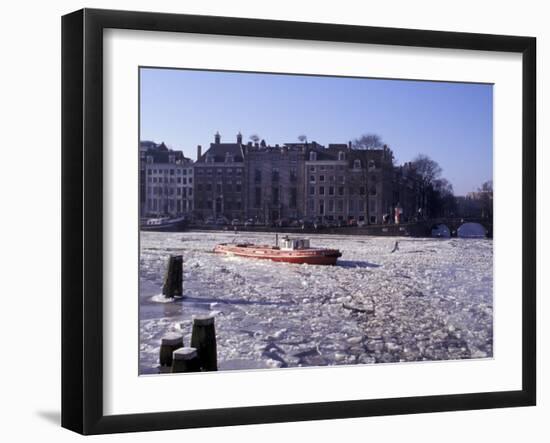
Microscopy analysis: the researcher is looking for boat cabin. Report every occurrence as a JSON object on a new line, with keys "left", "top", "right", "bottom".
{"left": 280, "top": 237, "right": 310, "bottom": 250}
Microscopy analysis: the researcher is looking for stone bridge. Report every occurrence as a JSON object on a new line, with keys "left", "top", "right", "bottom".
{"left": 419, "top": 217, "right": 493, "bottom": 238}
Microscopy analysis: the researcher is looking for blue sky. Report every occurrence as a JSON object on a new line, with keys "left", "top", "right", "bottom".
{"left": 140, "top": 68, "right": 493, "bottom": 196}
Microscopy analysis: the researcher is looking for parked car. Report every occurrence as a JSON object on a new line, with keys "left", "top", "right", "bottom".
{"left": 205, "top": 216, "right": 215, "bottom": 225}
{"left": 231, "top": 218, "right": 241, "bottom": 226}
{"left": 357, "top": 220, "right": 367, "bottom": 227}
{"left": 244, "top": 218, "right": 255, "bottom": 227}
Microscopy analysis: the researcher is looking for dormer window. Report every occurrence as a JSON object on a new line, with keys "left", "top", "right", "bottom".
{"left": 353, "top": 159, "right": 362, "bottom": 169}
{"left": 368, "top": 160, "right": 376, "bottom": 170}
{"left": 225, "top": 152, "right": 234, "bottom": 163}
{"left": 309, "top": 151, "right": 317, "bottom": 161}
{"left": 338, "top": 151, "right": 345, "bottom": 161}
{"left": 146, "top": 155, "right": 153, "bottom": 164}
{"left": 206, "top": 154, "right": 214, "bottom": 163}
{"left": 168, "top": 154, "right": 175, "bottom": 163}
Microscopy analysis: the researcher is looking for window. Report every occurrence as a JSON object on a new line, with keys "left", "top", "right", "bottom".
{"left": 309, "top": 186, "right": 315, "bottom": 195}
{"left": 349, "top": 200, "right": 355, "bottom": 211}
{"left": 309, "top": 151, "right": 317, "bottom": 161}
{"left": 354, "top": 159, "right": 361, "bottom": 169}
{"left": 328, "top": 199, "right": 334, "bottom": 212}
{"left": 177, "top": 188, "right": 181, "bottom": 195}
{"left": 147, "top": 169, "right": 152, "bottom": 175}
{"left": 236, "top": 184, "right": 242, "bottom": 192}
{"left": 216, "top": 184, "right": 222, "bottom": 193}
{"left": 272, "top": 168, "right": 280, "bottom": 182}
{"left": 170, "top": 169, "right": 175, "bottom": 175}
{"left": 308, "top": 199, "right": 314, "bottom": 211}
{"left": 368, "top": 160, "right": 376, "bottom": 170}
{"left": 319, "top": 175, "right": 325, "bottom": 182}
{"left": 339, "top": 176, "right": 345, "bottom": 183}
{"left": 272, "top": 187, "right": 279, "bottom": 205}
{"left": 319, "top": 200, "right": 325, "bottom": 215}
{"left": 255, "top": 187, "right": 262, "bottom": 208}
{"left": 309, "top": 166, "right": 315, "bottom": 172}
{"left": 338, "top": 186, "right": 344, "bottom": 196}
{"left": 206, "top": 184, "right": 212, "bottom": 192}
{"left": 290, "top": 168, "right": 297, "bottom": 182}
{"left": 310, "top": 175, "right": 315, "bottom": 183}
{"left": 329, "top": 186, "right": 334, "bottom": 196}
{"left": 177, "top": 177, "right": 181, "bottom": 183}
{"left": 338, "top": 151, "right": 345, "bottom": 161}
{"left": 337, "top": 200, "right": 344, "bottom": 212}
{"left": 319, "top": 186, "right": 325, "bottom": 196}
{"left": 197, "top": 184, "right": 203, "bottom": 191}
{"left": 360, "top": 186, "right": 365, "bottom": 195}
{"left": 290, "top": 188, "right": 297, "bottom": 208}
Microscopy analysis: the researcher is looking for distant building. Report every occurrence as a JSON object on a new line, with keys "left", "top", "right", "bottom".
{"left": 304, "top": 143, "right": 395, "bottom": 224}
{"left": 140, "top": 141, "right": 193, "bottom": 217}
{"left": 244, "top": 141, "right": 307, "bottom": 223}
{"left": 141, "top": 133, "right": 428, "bottom": 225}
{"left": 192, "top": 132, "right": 245, "bottom": 221}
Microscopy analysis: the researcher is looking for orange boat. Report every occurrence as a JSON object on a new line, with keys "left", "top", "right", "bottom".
{"left": 214, "top": 236, "right": 342, "bottom": 265}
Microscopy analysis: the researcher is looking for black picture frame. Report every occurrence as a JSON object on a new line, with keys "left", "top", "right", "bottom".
{"left": 61, "top": 8, "right": 536, "bottom": 435}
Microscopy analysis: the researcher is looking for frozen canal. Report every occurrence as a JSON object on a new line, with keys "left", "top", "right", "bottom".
{"left": 139, "top": 231, "right": 493, "bottom": 374}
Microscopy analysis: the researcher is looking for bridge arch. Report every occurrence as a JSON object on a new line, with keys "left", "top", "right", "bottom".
{"left": 457, "top": 222, "right": 488, "bottom": 238}
{"left": 430, "top": 223, "right": 451, "bottom": 238}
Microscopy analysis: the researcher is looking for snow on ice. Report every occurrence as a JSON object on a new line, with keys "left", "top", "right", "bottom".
{"left": 139, "top": 231, "right": 493, "bottom": 374}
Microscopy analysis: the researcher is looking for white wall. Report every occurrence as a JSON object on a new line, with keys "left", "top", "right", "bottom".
{"left": 0, "top": 0, "right": 546, "bottom": 441}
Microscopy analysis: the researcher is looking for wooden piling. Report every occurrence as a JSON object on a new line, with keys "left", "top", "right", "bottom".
{"left": 159, "top": 333, "right": 184, "bottom": 367}
{"left": 162, "top": 255, "right": 183, "bottom": 298}
{"left": 190, "top": 315, "right": 218, "bottom": 371}
{"left": 171, "top": 347, "right": 201, "bottom": 373}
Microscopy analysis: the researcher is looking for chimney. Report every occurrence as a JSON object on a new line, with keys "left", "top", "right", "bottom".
{"left": 197, "top": 145, "right": 202, "bottom": 160}
{"left": 237, "top": 132, "right": 243, "bottom": 144}
{"left": 215, "top": 131, "right": 221, "bottom": 144}
{"left": 348, "top": 141, "right": 352, "bottom": 149}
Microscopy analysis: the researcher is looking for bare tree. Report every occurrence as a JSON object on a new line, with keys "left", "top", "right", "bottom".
{"left": 477, "top": 180, "right": 493, "bottom": 218}
{"left": 411, "top": 154, "right": 444, "bottom": 218}
{"left": 412, "top": 154, "right": 443, "bottom": 185}
{"left": 297, "top": 134, "right": 308, "bottom": 143}
{"left": 249, "top": 134, "right": 260, "bottom": 143}
{"left": 353, "top": 133, "right": 383, "bottom": 150}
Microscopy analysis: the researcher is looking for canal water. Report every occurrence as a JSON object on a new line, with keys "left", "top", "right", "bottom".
{"left": 139, "top": 231, "right": 493, "bottom": 374}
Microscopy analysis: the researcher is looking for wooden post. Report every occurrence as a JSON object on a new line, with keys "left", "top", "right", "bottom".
{"left": 171, "top": 347, "right": 201, "bottom": 373}
{"left": 159, "top": 333, "right": 183, "bottom": 367}
{"left": 190, "top": 315, "right": 218, "bottom": 371}
{"left": 162, "top": 255, "right": 183, "bottom": 298}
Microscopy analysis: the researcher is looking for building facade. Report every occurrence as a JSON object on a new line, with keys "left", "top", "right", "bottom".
{"left": 304, "top": 144, "right": 395, "bottom": 224}
{"left": 140, "top": 141, "right": 194, "bottom": 217}
{"left": 192, "top": 132, "right": 245, "bottom": 221}
{"left": 243, "top": 142, "right": 307, "bottom": 223}
{"left": 140, "top": 134, "right": 425, "bottom": 225}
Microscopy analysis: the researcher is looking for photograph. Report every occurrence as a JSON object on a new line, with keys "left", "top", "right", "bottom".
{"left": 138, "top": 67, "right": 494, "bottom": 375}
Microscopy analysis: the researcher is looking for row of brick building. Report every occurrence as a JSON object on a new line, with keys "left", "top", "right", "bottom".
{"left": 140, "top": 133, "right": 424, "bottom": 224}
